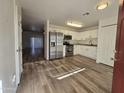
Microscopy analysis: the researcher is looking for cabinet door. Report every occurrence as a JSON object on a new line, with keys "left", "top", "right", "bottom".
{"left": 74, "top": 45, "right": 81, "bottom": 55}
{"left": 74, "top": 45, "right": 78, "bottom": 55}
{"left": 80, "top": 46, "right": 95, "bottom": 59}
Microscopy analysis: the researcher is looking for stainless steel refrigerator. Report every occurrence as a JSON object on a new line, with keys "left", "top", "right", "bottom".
{"left": 49, "top": 32, "right": 63, "bottom": 59}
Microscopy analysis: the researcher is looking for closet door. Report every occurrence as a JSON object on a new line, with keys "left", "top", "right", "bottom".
{"left": 100, "top": 25, "right": 117, "bottom": 66}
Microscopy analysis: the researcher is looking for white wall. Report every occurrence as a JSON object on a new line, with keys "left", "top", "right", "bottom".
{"left": 0, "top": 0, "right": 17, "bottom": 93}
{"left": 44, "top": 20, "right": 50, "bottom": 60}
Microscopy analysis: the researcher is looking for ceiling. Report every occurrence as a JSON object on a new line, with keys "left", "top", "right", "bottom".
{"left": 19, "top": 0, "right": 119, "bottom": 30}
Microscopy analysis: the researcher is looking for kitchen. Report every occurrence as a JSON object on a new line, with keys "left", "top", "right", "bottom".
{"left": 18, "top": 0, "right": 119, "bottom": 92}
{"left": 0, "top": 0, "right": 121, "bottom": 93}
{"left": 18, "top": 0, "right": 119, "bottom": 67}
{"left": 46, "top": 16, "right": 117, "bottom": 67}
{"left": 49, "top": 25, "right": 97, "bottom": 60}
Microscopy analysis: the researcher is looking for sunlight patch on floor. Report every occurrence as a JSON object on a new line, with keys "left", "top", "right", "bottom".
{"left": 57, "top": 68, "right": 86, "bottom": 80}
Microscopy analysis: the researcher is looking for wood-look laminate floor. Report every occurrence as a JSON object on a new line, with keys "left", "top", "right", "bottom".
{"left": 17, "top": 55, "right": 113, "bottom": 93}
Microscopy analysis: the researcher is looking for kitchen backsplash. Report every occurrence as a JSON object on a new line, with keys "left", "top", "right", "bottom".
{"left": 69, "top": 38, "right": 97, "bottom": 45}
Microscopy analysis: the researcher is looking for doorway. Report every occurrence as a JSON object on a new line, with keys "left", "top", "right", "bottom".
{"left": 22, "top": 28, "right": 44, "bottom": 64}
{"left": 112, "top": 0, "right": 124, "bottom": 93}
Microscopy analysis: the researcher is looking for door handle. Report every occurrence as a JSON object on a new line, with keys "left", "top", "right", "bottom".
{"left": 16, "top": 49, "right": 19, "bottom": 52}
{"left": 16, "top": 47, "right": 22, "bottom": 52}
{"left": 111, "top": 57, "right": 117, "bottom": 61}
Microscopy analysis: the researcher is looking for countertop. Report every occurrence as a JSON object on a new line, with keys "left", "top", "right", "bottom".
{"left": 72, "top": 43, "right": 97, "bottom": 47}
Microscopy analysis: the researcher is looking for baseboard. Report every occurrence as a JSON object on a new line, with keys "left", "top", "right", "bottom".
{"left": 99, "top": 63, "right": 113, "bottom": 68}
{"left": 77, "top": 54, "right": 96, "bottom": 61}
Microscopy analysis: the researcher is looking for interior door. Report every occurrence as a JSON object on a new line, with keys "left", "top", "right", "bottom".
{"left": 100, "top": 25, "right": 117, "bottom": 66}
{"left": 112, "top": 0, "right": 124, "bottom": 93}
{"left": 108, "top": 25, "right": 117, "bottom": 66}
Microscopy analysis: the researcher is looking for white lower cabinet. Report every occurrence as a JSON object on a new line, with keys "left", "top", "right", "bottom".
{"left": 74, "top": 45, "right": 97, "bottom": 60}
{"left": 63, "top": 45, "right": 66, "bottom": 57}
{"left": 74, "top": 45, "right": 80, "bottom": 55}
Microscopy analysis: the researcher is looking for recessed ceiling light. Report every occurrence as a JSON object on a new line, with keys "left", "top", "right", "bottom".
{"left": 67, "top": 21, "right": 83, "bottom": 28}
{"left": 97, "top": 2, "right": 108, "bottom": 10}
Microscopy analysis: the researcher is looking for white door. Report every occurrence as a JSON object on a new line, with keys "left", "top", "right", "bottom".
{"left": 100, "top": 25, "right": 117, "bottom": 66}
{"left": 14, "top": 4, "right": 23, "bottom": 85}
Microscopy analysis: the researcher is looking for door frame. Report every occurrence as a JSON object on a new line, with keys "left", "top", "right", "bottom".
{"left": 112, "top": 0, "right": 124, "bottom": 93}
{"left": 22, "top": 30, "right": 45, "bottom": 64}
{"left": 14, "top": 2, "right": 23, "bottom": 85}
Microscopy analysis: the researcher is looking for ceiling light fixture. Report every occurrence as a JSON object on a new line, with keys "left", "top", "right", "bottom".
{"left": 97, "top": 1, "right": 109, "bottom": 10}
{"left": 67, "top": 21, "right": 83, "bottom": 28}
{"left": 83, "top": 12, "right": 90, "bottom": 16}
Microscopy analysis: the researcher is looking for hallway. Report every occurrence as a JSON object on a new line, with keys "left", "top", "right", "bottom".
{"left": 22, "top": 30, "right": 44, "bottom": 63}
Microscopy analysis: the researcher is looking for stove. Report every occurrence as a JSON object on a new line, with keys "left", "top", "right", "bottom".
{"left": 65, "top": 44, "right": 74, "bottom": 57}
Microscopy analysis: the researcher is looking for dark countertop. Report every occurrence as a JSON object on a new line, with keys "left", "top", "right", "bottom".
{"left": 72, "top": 43, "right": 97, "bottom": 47}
